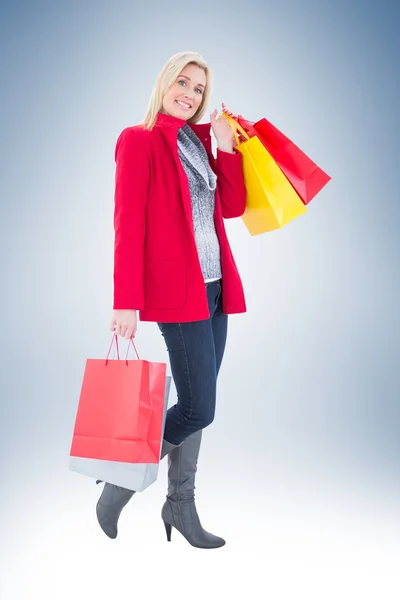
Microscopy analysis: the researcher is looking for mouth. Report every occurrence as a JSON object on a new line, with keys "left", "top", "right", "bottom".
{"left": 175, "top": 100, "right": 192, "bottom": 110}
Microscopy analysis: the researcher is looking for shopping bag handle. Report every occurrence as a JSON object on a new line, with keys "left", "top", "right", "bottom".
{"left": 221, "top": 113, "right": 251, "bottom": 145}
{"left": 105, "top": 334, "right": 140, "bottom": 366}
{"left": 236, "top": 115, "right": 255, "bottom": 131}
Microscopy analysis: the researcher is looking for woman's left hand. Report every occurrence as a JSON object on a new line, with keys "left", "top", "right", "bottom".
{"left": 210, "top": 104, "right": 235, "bottom": 149}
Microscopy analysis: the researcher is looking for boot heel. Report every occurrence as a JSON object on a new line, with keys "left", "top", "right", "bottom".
{"left": 163, "top": 520, "right": 172, "bottom": 542}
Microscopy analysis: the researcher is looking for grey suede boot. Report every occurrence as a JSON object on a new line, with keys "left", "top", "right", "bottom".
{"left": 161, "top": 430, "right": 226, "bottom": 549}
{"left": 96, "top": 439, "right": 178, "bottom": 539}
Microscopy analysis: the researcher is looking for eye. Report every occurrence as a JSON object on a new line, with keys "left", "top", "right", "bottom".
{"left": 177, "top": 79, "right": 203, "bottom": 94}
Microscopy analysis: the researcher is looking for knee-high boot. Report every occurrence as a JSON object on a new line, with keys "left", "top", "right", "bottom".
{"left": 161, "top": 430, "right": 225, "bottom": 549}
{"left": 96, "top": 438, "right": 178, "bottom": 539}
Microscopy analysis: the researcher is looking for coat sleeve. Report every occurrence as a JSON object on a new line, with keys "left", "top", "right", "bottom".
{"left": 214, "top": 148, "right": 247, "bottom": 219}
{"left": 113, "top": 127, "right": 149, "bottom": 310}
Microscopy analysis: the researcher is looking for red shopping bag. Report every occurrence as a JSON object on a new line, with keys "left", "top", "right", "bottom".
{"left": 234, "top": 115, "right": 331, "bottom": 205}
{"left": 69, "top": 335, "right": 167, "bottom": 464}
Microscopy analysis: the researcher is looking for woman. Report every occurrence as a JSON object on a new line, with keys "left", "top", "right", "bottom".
{"left": 97, "top": 51, "right": 247, "bottom": 549}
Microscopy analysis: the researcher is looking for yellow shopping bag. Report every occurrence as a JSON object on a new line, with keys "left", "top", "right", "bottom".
{"left": 222, "top": 113, "right": 307, "bottom": 235}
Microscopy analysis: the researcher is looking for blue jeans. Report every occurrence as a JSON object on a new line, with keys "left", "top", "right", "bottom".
{"left": 157, "top": 279, "right": 228, "bottom": 445}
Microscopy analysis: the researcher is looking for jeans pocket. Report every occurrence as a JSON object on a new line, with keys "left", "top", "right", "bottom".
{"left": 214, "top": 282, "right": 222, "bottom": 312}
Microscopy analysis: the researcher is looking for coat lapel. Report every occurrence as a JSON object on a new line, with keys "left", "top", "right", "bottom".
{"left": 154, "top": 113, "right": 215, "bottom": 238}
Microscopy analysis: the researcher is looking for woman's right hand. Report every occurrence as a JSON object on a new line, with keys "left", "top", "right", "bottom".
{"left": 110, "top": 309, "right": 138, "bottom": 339}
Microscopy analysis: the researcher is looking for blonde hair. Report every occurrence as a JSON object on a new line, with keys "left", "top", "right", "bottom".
{"left": 141, "top": 51, "right": 213, "bottom": 130}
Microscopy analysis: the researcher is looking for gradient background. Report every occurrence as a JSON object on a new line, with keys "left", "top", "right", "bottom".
{"left": 1, "top": 0, "right": 399, "bottom": 598}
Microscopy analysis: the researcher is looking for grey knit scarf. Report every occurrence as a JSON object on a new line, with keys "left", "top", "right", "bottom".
{"left": 177, "top": 124, "right": 217, "bottom": 190}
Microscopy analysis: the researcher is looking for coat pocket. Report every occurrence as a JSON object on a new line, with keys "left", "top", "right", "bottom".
{"left": 144, "top": 259, "right": 187, "bottom": 309}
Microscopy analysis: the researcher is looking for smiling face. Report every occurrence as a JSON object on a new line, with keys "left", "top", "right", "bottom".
{"left": 161, "top": 63, "right": 207, "bottom": 121}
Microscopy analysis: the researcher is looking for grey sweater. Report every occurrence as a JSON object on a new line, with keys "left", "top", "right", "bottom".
{"left": 177, "top": 124, "right": 222, "bottom": 282}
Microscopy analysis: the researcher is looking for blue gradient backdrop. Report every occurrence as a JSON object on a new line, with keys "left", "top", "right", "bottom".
{"left": 1, "top": 1, "right": 399, "bottom": 598}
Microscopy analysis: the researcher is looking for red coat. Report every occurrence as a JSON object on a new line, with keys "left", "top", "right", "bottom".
{"left": 113, "top": 111, "right": 247, "bottom": 322}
